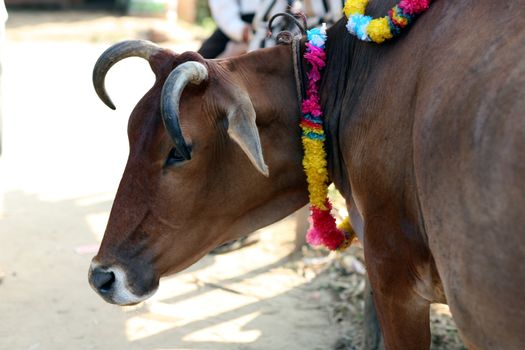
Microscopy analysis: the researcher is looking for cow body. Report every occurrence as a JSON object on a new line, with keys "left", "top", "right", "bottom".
{"left": 322, "top": 1, "right": 525, "bottom": 348}
{"left": 89, "top": 1, "right": 525, "bottom": 348}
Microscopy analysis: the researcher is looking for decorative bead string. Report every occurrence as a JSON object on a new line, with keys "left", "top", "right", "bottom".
{"left": 301, "top": 25, "right": 355, "bottom": 251}
{"left": 344, "top": 0, "right": 432, "bottom": 43}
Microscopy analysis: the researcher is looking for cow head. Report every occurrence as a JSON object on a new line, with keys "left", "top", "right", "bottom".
{"left": 88, "top": 40, "right": 308, "bottom": 305}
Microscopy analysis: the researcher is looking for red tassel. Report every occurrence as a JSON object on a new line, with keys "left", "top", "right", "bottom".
{"left": 306, "top": 201, "right": 346, "bottom": 250}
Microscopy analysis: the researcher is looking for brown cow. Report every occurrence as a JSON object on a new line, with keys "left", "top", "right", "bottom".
{"left": 89, "top": 1, "right": 525, "bottom": 349}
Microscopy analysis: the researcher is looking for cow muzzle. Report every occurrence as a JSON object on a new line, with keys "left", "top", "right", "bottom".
{"left": 88, "top": 260, "right": 157, "bottom": 305}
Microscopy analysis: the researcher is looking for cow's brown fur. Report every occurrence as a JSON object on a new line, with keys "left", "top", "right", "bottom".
{"left": 92, "top": 0, "right": 525, "bottom": 348}
{"left": 321, "top": 1, "right": 525, "bottom": 348}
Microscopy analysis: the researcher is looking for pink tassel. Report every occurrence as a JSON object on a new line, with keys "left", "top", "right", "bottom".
{"left": 306, "top": 228, "right": 324, "bottom": 246}
{"left": 306, "top": 202, "right": 346, "bottom": 250}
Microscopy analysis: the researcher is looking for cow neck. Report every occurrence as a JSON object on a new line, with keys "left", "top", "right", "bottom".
{"left": 321, "top": 0, "right": 433, "bottom": 189}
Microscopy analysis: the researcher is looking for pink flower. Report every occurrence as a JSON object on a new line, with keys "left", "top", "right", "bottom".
{"left": 305, "top": 45, "right": 327, "bottom": 69}
{"left": 302, "top": 96, "right": 322, "bottom": 116}
{"left": 306, "top": 203, "right": 346, "bottom": 250}
{"left": 399, "top": 0, "right": 430, "bottom": 15}
{"left": 307, "top": 67, "right": 321, "bottom": 83}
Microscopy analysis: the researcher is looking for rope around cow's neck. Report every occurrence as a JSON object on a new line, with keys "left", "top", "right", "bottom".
{"left": 300, "top": 0, "right": 433, "bottom": 251}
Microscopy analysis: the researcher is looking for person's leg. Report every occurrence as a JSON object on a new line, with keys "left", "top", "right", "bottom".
{"left": 197, "top": 28, "right": 230, "bottom": 59}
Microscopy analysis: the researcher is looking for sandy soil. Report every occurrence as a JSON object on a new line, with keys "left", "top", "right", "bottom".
{"left": 0, "top": 10, "right": 464, "bottom": 350}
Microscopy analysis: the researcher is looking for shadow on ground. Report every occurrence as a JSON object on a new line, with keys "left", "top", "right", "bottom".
{"left": 0, "top": 189, "right": 339, "bottom": 350}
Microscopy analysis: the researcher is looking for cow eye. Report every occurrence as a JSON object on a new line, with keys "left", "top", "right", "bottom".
{"left": 165, "top": 148, "right": 186, "bottom": 167}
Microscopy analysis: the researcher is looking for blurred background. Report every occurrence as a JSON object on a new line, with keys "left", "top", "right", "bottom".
{"left": 0, "top": 1, "right": 464, "bottom": 349}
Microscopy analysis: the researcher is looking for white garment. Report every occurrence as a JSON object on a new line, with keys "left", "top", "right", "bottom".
{"left": 0, "top": 0, "right": 6, "bottom": 61}
{"left": 209, "top": 0, "right": 261, "bottom": 42}
{"left": 301, "top": 0, "right": 345, "bottom": 26}
{"left": 249, "top": 0, "right": 345, "bottom": 51}
{"left": 0, "top": 0, "right": 6, "bottom": 155}
{"left": 0, "top": 0, "right": 7, "bottom": 25}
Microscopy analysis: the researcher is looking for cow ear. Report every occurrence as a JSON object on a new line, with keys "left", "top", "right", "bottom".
{"left": 227, "top": 94, "right": 269, "bottom": 177}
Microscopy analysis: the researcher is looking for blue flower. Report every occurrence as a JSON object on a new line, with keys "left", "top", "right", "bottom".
{"left": 346, "top": 14, "right": 372, "bottom": 41}
{"left": 307, "top": 27, "right": 327, "bottom": 48}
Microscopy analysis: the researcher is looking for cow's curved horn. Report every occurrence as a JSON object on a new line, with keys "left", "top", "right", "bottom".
{"left": 93, "top": 40, "right": 161, "bottom": 110}
{"left": 161, "top": 61, "right": 208, "bottom": 160}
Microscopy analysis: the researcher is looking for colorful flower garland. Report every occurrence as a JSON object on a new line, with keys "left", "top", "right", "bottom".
{"left": 301, "top": 25, "right": 354, "bottom": 251}
{"left": 300, "top": 1, "right": 434, "bottom": 250}
{"left": 344, "top": 0, "right": 432, "bottom": 43}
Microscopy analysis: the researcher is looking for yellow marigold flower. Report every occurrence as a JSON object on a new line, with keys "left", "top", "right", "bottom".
{"left": 367, "top": 17, "right": 393, "bottom": 43}
{"left": 302, "top": 137, "right": 329, "bottom": 210}
{"left": 343, "top": 0, "right": 368, "bottom": 17}
{"left": 302, "top": 126, "right": 324, "bottom": 135}
{"left": 338, "top": 217, "right": 353, "bottom": 233}
{"left": 336, "top": 217, "right": 357, "bottom": 251}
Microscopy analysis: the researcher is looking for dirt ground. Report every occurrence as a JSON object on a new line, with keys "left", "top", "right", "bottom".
{"left": 0, "top": 10, "right": 464, "bottom": 350}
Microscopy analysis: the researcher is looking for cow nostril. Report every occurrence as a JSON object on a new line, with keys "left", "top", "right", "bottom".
{"left": 91, "top": 268, "right": 116, "bottom": 293}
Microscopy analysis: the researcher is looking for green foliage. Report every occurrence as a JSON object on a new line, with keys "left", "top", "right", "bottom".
{"left": 196, "top": 0, "right": 212, "bottom": 24}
